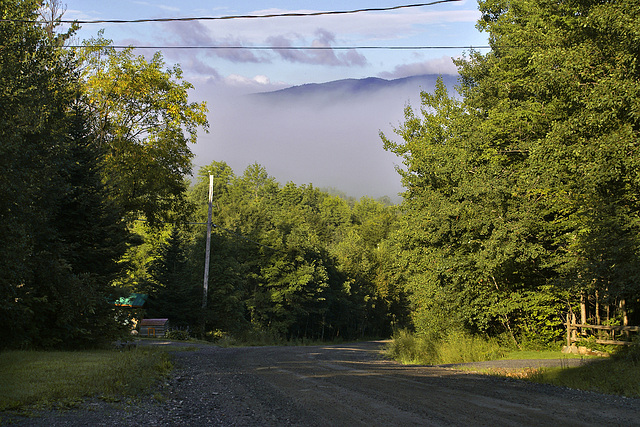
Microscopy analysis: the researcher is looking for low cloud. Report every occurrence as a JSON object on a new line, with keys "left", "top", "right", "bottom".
{"left": 378, "top": 56, "right": 460, "bottom": 79}
{"left": 188, "top": 75, "right": 451, "bottom": 200}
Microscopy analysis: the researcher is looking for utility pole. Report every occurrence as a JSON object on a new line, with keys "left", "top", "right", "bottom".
{"left": 202, "top": 174, "right": 213, "bottom": 309}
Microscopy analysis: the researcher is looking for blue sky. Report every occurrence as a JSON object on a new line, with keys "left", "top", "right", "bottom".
{"left": 64, "top": 1, "right": 487, "bottom": 89}
{"left": 62, "top": 1, "right": 489, "bottom": 199}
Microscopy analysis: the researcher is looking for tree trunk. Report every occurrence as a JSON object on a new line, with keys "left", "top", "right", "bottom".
{"left": 580, "top": 294, "right": 587, "bottom": 336}
{"left": 621, "top": 299, "right": 629, "bottom": 340}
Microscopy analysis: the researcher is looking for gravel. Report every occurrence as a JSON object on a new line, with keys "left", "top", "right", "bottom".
{"left": 4, "top": 341, "right": 639, "bottom": 426}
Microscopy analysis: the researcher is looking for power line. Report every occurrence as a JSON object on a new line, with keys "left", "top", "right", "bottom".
{"left": 4, "top": 1, "right": 461, "bottom": 25}
{"left": 66, "top": 44, "right": 490, "bottom": 51}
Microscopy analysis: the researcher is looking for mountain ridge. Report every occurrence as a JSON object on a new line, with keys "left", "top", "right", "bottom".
{"left": 251, "top": 73, "right": 458, "bottom": 101}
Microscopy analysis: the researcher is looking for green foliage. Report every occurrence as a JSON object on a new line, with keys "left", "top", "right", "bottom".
{"left": 77, "top": 33, "right": 209, "bottom": 224}
{"left": 145, "top": 227, "right": 200, "bottom": 327}
{"left": 468, "top": 0, "right": 640, "bottom": 301}
{"left": 176, "top": 161, "right": 403, "bottom": 341}
{"left": 165, "top": 329, "right": 190, "bottom": 341}
{"left": 0, "top": 1, "right": 129, "bottom": 349}
{"left": 120, "top": 159, "right": 398, "bottom": 341}
{"left": 574, "top": 337, "right": 618, "bottom": 354}
{"left": 2, "top": 2, "right": 402, "bottom": 351}
{"left": 382, "top": 0, "right": 640, "bottom": 348}
{"left": 384, "top": 329, "right": 439, "bottom": 365}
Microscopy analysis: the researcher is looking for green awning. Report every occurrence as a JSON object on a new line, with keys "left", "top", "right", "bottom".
{"left": 114, "top": 293, "right": 148, "bottom": 308}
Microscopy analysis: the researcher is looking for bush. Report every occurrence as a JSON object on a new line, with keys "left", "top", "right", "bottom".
{"left": 437, "top": 330, "right": 507, "bottom": 364}
{"left": 384, "top": 329, "right": 437, "bottom": 364}
{"left": 385, "top": 328, "right": 507, "bottom": 365}
{"left": 165, "top": 329, "right": 189, "bottom": 341}
{"left": 205, "top": 329, "right": 235, "bottom": 346}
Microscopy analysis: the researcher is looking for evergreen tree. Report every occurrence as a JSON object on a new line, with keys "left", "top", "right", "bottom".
{"left": 0, "top": 1, "right": 129, "bottom": 348}
{"left": 146, "top": 227, "right": 200, "bottom": 327}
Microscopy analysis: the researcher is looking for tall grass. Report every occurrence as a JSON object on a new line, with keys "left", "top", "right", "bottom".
{"left": 384, "top": 329, "right": 507, "bottom": 365}
{"left": 211, "top": 327, "right": 342, "bottom": 347}
{"left": 385, "top": 330, "right": 640, "bottom": 397}
{"left": 527, "top": 344, "right": 640, "bottom": 398}
{"left": 0, "top": 347, "right": 172, "bottom": 411}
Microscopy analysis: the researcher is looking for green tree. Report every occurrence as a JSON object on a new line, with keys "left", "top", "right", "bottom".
{"left": 383, "top": 73, "right": 565, "bottom": 343}
{"left": 184, "top": 163, "right": 402, "bottom": 340}
{"left": 463, "top": 0, "right": 640, "bottom": 323}
{"left": 330, "top": 197, "right": 404, "bottom": 337}
{"left": 78, "top": 35, "right": 209, "bottom": 224}
{"left": 0, "top": 1, "right": 129, "bottom": 347}
{"left": 55, "top": 104, "right": 129, "bottom": 282}
{"left": 146, "top": 227, "right": 200, "bottom": 327}
{"left": 383, "top": 0, "right": 640, "bottom": 345}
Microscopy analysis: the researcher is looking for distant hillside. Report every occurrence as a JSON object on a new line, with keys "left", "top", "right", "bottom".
{"left": 251, "top": 74, "right": 459, "bottom": 102}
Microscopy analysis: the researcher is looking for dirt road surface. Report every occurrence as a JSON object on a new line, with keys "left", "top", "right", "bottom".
{"left": 9, "top": 341, "right": 640, "bottom": 426}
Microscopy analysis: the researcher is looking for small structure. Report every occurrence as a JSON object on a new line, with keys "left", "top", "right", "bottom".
{"left": 140, "top": 318, "right": 169, "bottom": 337}
{"left": 114, "top": 293, "right": 148, "bottom": 308}
{"left": 113, "top": 293, "right": 148, "bottom": 333}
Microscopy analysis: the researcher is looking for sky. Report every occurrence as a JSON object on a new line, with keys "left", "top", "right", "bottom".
{"left": 61, "top": 0, "right": 489, "bottom": 200}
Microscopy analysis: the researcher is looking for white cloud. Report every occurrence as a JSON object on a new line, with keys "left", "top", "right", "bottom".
{"left": 193, "top": 8, "right": 481, "bottom": 45}
{"left": 226, "top": 74, "right": 266, "bottom": 86}
{"left": 252, "top": 75, "right": 270, "bottom": 85}
{"left": 267, "top": 29, "right": 367, "bottom": 67}
{"left": 379, "top": 56, "right": 460, "bottom": 79}
{"left": 220, "top": 74, "right": 287, "bottom": 93}
{"left": 132, "top": 1, "right": 180, "bottom": 13}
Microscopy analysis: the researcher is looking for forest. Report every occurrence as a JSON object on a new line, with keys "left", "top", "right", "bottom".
{"left": 1, "top": 0, "right": 639, "bottom": 349}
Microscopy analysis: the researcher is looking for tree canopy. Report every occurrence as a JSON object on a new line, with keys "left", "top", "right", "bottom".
{"left": 0, "top": 1, "right": 209, "bottom": 348}
{"left": 383, "top": 0, "right": 640, "bottom": 345}
{"left": 122, "top": 162, "right": 405, "bottom": 340}
{"left": 0, "top": 0, "right": 130, "bottom": 347}
{"left": 5, "top": 0, "right": 638, "bottom": 349}
{"left": 78, "top": 34, "right": 209, "bottom": 224}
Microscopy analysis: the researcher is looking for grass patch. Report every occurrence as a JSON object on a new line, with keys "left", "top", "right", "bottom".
{"left": 385, "top": 330, "right": 603, "bottom": 365}
{"left": 525, "top": 345, "right": 640, "bottom": 398}
{"left": 385, "top": 330, "right": 639, "bottom": 398}
{"left": 210, "top": 328, "right": 348, "bottom": 348}
{"left": 0, "top": 347, "right": 172, "bottom": 411}
{"left": 503, "top": 350, "right": 599, "bottom": 360}
{"left": 384, "top": 329, "right": 507, "bottom": 365}
{"left": 527, "top": 358, "right": 640, "bottom": 398}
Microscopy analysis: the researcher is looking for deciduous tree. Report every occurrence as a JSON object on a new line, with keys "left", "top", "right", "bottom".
{"left": 78, "top": 35, "right": 209, "bottom": 224}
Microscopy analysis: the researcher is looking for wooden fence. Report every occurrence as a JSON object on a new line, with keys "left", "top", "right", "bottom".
{"left": 566, "top": 320, "right": 639, "bottom": 347}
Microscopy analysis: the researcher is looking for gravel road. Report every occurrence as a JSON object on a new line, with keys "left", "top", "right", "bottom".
{"left": 7, "top": 341, "right": 640, "bottom": 426}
